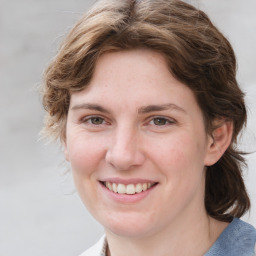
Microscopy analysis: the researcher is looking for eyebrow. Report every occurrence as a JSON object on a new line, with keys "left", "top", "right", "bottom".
{"left": 71, "top": 103, "right": 110, "bottom": 113}
{"left": 138, "top": 103, "right": 186, "bottom": 114}
{"left": 71, "top": 103, "right": 186, "bottom": 114}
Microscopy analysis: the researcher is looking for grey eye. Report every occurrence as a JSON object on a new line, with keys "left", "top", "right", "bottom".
{"left": 90, "top": 117, "right": 104, "bottom": 125}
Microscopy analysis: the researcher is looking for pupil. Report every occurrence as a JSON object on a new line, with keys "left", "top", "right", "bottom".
{"left": 154, "top": 118, "right": 166, "bottom": 125}
{"left": 92, "top": 117, "right": 103, "bottom": 124}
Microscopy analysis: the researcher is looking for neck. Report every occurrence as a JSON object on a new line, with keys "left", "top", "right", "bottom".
{"left": 105, "top": 212, "right": 228, "bottom": 256}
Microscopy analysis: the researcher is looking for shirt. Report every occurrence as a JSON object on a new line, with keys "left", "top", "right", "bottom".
{"left": 79, "top": 218, "right": 256, "bottom": 256}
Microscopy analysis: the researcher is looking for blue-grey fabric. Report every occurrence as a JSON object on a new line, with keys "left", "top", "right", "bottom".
{"left": 205, "top": 218, "right": 256, "bottom": 256}
{"left": 79, "top": 218, "right": 256, "bottom": 256}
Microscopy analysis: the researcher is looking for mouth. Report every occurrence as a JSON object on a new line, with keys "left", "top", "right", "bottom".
{"left": 101, "top": 181, "right": 158, "bottom": 195}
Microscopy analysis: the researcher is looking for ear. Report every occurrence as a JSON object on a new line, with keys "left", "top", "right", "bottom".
{"left": 204, "top": 120, "right": 233, "bottom": 166}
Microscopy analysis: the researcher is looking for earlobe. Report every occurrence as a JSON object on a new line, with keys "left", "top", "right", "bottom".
{"left": 204, "top": 120, "right": 233, "bottom": 166}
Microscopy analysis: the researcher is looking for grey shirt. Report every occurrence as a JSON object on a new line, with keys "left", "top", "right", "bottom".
{"left": 205, "top": 218, "right": 256, "bottom": 256}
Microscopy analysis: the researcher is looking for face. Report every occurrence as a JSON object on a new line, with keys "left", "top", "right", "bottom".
{"left": 64, "top": 49, "right": 214, "bottom": 238}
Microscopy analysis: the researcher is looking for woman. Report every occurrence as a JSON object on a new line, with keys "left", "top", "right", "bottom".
{"left": 42, "top": 0, "right": 256, "bottom": 255}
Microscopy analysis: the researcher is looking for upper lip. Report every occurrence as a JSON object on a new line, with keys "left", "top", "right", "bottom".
{"left": 99, "top": 178, "right": 158, "bottom": 185}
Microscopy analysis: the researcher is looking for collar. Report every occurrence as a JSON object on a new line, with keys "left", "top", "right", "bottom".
{"left": 79, "top": 236, "right": 107, "bottom": 256}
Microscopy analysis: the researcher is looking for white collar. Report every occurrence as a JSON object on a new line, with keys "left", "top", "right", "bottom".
{"left": 79, "top": 236, "right": 107, "bottom": 256}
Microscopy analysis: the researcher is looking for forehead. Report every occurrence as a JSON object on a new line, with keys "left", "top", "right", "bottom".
{"left": 92, "top": 49, "right": 170, "bottom": 85}
{"left": 70, "top": 49, "right": 200, "bottom": 115}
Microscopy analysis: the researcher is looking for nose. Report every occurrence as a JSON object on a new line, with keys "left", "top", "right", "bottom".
{"left": 105, "top": 125, "right": 145, "bottom": 171}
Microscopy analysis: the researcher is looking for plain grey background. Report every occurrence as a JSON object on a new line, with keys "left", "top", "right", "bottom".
{"left": 0, "top": 0, "right": 255, "bottom": 255}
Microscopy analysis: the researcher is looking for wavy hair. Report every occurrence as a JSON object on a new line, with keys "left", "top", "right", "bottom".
{"left": 42, "top": 0, "right": 250, "bottom": 221}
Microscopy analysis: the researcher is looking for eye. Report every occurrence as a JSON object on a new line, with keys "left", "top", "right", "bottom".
{"left": 148, "top": 117, "right": 175, "bottom": 126}
{"left": 89, "top": 117, "right": 104, "bottom": 125}
{"left": 152, "top": 117, "right": 168, "bottom": 126}
{"left": 81, "top": 116, "right": 106, "bottom": 126}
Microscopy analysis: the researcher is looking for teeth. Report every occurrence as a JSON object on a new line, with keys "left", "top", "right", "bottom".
{"left": 117, "top": 184, "right": 126, "bottom": 194}
{"left": 104, "top": 182, "right": 155, "bottom": 195}
{"left": 112, "top": 183, "right": 117, "bottom": 193}
{"left": 106, "top": 182, "right": 112, "bottom": 191}
{"left": 126, "top": 184, "right": 135, "bottom": 195}
{"left": 142, "top": 183, "right": 148, "bottom": 191}
{"left": 135, "top": 183, "right": 142, "bottom": 193}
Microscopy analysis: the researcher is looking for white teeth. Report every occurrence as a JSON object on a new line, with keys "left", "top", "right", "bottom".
{"left": 142, "top": 183, "right": 148, "bottom": 191}
{"left": 135, "top": 183, "right": 143, "bottom": 193}
{"left": 112, "top": 183, "right": 117, "bottom": 193}
{"left": 126, "top": 184, "right": 135, "bottom": 195}
{"left": 104, "top": 182, "right": 155, "bottom": 194}
{"left": 106, "top": 182, "right": 112, "bottom": 191}
{"left": 117, "top": 184, "right": 126, "bottom": 194}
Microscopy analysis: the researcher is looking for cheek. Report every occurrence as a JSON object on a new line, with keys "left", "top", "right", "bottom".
{"left": 155, "top": 136, "right": 189, "bottom": 162}
{"left": 154, "top": 134, "right": 206, "bottom": 205}
{"left": 150, "top": 133, "right": 205, "bottom": 176}
{"left": 66, "top": 134, "right": 105, "bottom": 175}
{"left": 66, "top": 135, "right": 105, "bottom": 210}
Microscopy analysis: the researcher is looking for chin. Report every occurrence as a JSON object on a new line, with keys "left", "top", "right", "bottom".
{"left": 99, "top": 212, "right": 156, "bottom": 238}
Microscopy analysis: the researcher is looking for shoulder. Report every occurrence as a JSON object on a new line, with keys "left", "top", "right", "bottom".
{"left": 205, "top": 218, "right": 256, "bottom": 256}
{"left": 225, "top": 218, "right": 256, "bottom": 248}
{"left": 78, "top": 236, "right": 107, "bottom": 256}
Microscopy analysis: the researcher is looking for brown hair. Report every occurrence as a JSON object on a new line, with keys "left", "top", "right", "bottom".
{"left": 42, "top": 0, "right": 250, "bottom": 222}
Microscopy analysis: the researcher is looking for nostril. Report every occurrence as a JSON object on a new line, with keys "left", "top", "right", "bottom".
{"left": 105, "top": 135, "right": 145, "bottom": 170}
{"left": 105, "top": 148, "right": 134, "bottom": 170}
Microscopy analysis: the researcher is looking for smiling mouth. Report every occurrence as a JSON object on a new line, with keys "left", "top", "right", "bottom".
{"left": 102, "top": 181, "right": 158, "bottom": 195}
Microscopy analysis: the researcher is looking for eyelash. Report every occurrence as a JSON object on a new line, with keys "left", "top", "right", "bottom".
{"left": 80, "top": 115, "right": 176, "bottom": 128}
{"left": 147, "top": 116, "right": 176, "bottom": 127}
{"left": 80, "top": 116, "right": 108, "bottom": 126}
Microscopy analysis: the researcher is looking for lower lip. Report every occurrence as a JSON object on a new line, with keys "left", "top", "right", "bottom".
{"left": 99, "top": 182, "right": 157, "bottom": 203}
